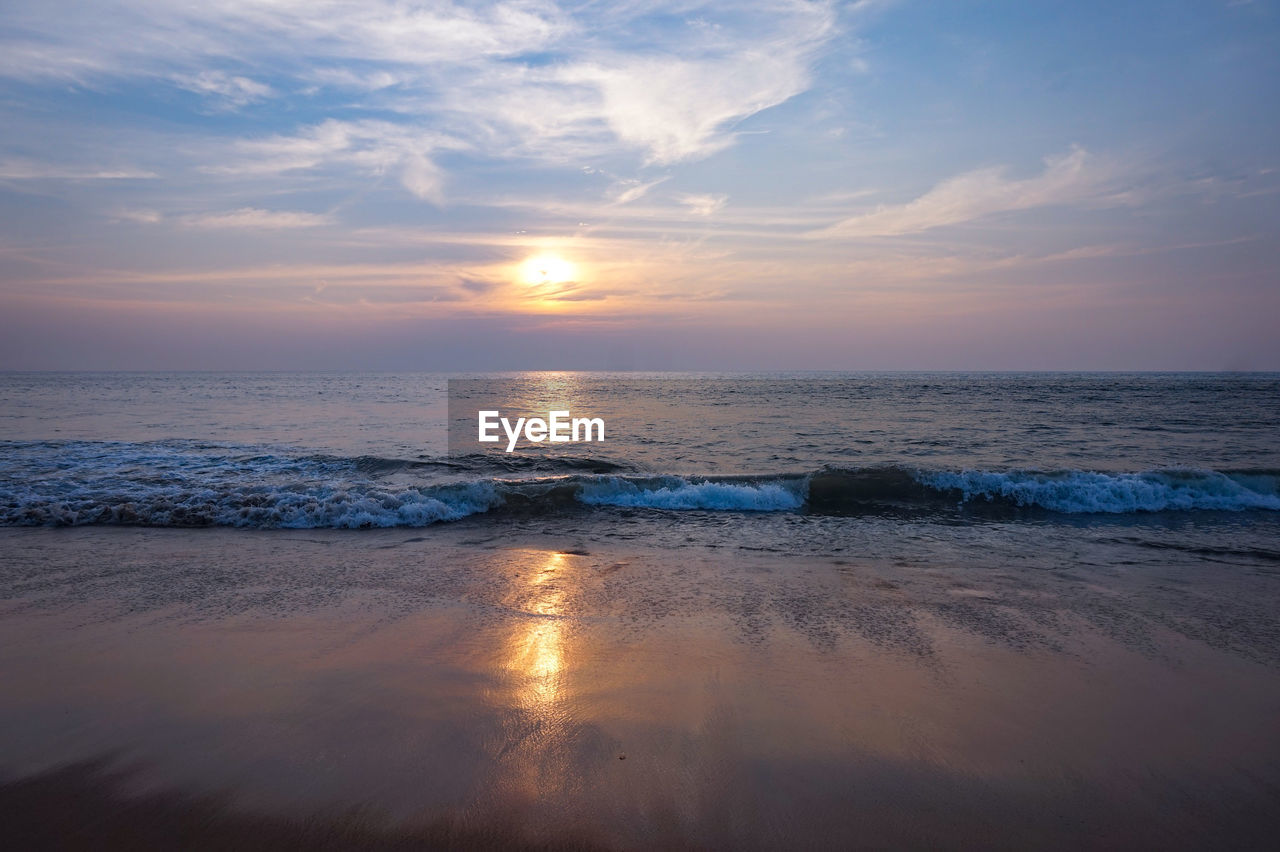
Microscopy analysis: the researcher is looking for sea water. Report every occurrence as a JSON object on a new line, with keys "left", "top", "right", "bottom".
{"left": 1, "top": 372, "right": 1278, "bottom": 573}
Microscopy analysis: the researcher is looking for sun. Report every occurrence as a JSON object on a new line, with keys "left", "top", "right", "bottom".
{"left": 519, "top": 254, "right": 577, "bottom": 286}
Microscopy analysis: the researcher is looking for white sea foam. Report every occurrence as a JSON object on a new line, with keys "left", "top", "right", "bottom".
{"left": 917, "top": 469, "right": 1280, "bottom": 513}
{"left": 3, "top": 440, "right": 1278, "bottom": 527}
{"left": 576, "top": 477, "right": 805, "bottom": 511}
{"left": 0, "top": 480, "right": 504, "bottom": 528}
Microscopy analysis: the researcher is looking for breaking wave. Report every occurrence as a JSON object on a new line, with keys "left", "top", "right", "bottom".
{"left": 578, "top": 476, "right": 805, "bottom": 511}
{"left": 1, "top": 441, "right": 1277, "bottom": 528}
{"left": 916, "top": 468, "right": 1280, "bottom": 514}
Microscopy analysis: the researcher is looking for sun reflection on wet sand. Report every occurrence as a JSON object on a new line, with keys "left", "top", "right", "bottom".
{"left": 505, "top": 550, "right": 571, "bottom": 713}
{"left": 482, "top": 549, "right": 589, "bottom": 817}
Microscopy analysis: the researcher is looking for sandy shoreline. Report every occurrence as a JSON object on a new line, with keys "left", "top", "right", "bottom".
{"left": 1, "top": 526, "right": 1279, "bottom": 849}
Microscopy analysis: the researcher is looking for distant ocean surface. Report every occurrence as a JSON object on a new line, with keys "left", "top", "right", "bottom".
{"left": 2, "top": 372, "right": 1279, "bottom": 568}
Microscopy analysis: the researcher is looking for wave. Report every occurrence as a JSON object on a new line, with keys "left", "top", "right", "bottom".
{"left": 1, "top": 442, "right": 1278, "bottom": 528}
{"left": 808, "top": 466, "right": 1280, "bottom": 514}
{"left": 578, "top": 476, "right": 805, "bottom": 511}
{"left": 916, "top": 469, "right": 1280, "bottom": 514}
{"left": 0, "top": 480, "right": 503, "bottom": 529}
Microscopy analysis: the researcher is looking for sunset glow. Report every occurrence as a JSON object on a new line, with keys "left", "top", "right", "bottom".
{"left": 519, "top": 255, "right": 578, "bottom": 287}
{"left": 0, "top": 1, "right": 1276, "bottom": 370}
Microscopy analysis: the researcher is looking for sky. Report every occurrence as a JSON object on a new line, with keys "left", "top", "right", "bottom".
{"left": 0, "top": 0, "right": 1277, "bottom": 371}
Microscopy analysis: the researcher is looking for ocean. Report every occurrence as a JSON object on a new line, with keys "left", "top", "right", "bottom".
{"left": 3, "top": 371, "right": 1279, "bottom": 558}
{"left": 2, "top": 372, "right": 1279, "bottom": 848}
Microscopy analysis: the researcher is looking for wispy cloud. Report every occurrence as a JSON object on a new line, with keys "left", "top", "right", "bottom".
{"left": 1, "top": 1, "right": 836, "bottom": 173}
{"left": 173, "top": 70, "right": 273, "bottom": 108}
{"left": 205, "top": 119, "right": 457, "bottom": 203}
{"left": 110, "top": 208, "right": 163, "bottom": 224}
{"left": 808, "top": 147, "right": 1113, "bottom": 238}
{"left": 678, "top": 193, "right": 728, "bottom": 216}
{"left": 181, "top": 208, "right": 333, "bottom": 229}
{"left": 0, "top": 158, "right": 156, "bottom": 180}
{"left": 560, "top": 48, "right": 825, "bottom": 165}
{"left": 0, "top": 1, "right": 573, "bottom": 83}
{"left": 608, "top": 177, "right": 669, "bottom": 206}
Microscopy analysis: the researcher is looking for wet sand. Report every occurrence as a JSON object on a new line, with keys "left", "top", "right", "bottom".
{"left": 1, "top": 526, "right": 1279, "bottom": 849}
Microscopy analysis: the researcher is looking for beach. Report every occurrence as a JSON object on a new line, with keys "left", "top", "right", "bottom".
{"left": 4, "top": 0, "right": 1280, "bottom": 845}
{"left": 2, "top": 371, "right": 1279, "bottom": 848}
{"left": 3, "top": 520, "right": 1279, "bottom": 849}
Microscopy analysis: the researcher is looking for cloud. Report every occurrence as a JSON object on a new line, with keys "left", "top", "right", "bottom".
{"left": 0, "top": 158, "right": 156, "bottom": 180}
{"left": 563, "top": 52, "right": 818, "bottom": 165}
{"left": 0, "top": 1, "right": 573, "bottom": 83}
{"left": 678, "top": 193, "right": 728, "bottom": 216}
{"left": 208, "top": 121, "right": 365, "bottom": 175}
{"left": 554, "top": 3, "right": 835, "bottom": 164}
{"left": 206, "top": 119, "right": 455, "bottom": 202}
{"left": 808, "top": 147, "right": 1109, "bottom": 238}
{"left": 173, "top": 70, "right": 273, "bottom": 107}
{"left": 181, "top": 208, "right": 333, "bottom": 229}
{"left": 458, "top": 277, "right": 500, "bottom": 294}
{"left": 0, "top": 1, "right": 837, "bottom": 169}
{"left": 400, "top": 153, "right": 445, "bottom": 204}
{"left": 608, "top": 177, "right": 669, "bottom": 205}
{"left": 110, "top": 208, "right": 163, "bottom": 224}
